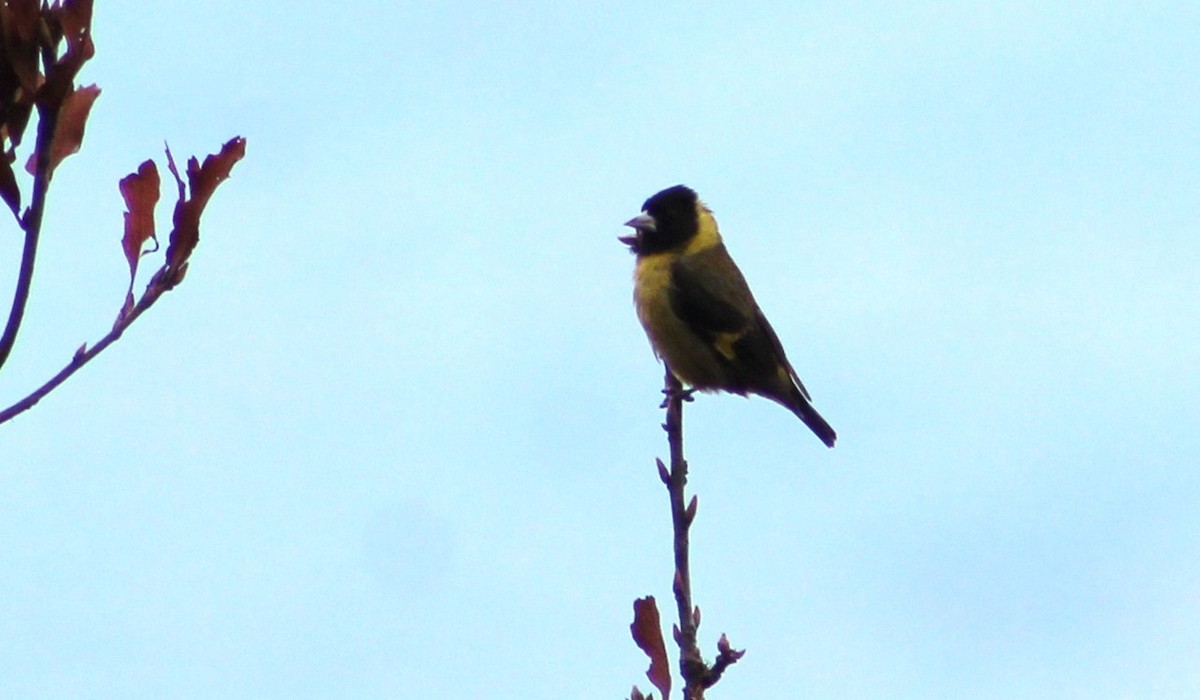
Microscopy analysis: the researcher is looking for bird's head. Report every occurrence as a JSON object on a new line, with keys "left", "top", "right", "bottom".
{"left": 620, "top": 184, "right": 706, "bottom": 255}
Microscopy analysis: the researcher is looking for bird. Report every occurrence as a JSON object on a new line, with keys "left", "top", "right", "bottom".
{"left": 619, "top": 185, "right": 836, "bottom": 447}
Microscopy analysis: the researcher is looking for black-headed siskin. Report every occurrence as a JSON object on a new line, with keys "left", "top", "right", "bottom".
{"left": 620, "top": 185, "right": 836, "bottom": 447}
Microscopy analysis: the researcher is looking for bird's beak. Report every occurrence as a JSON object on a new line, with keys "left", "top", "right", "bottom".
{"left": 619, "top": 212, "right": 655, "bottom": 248}
{"left": 624, "top": 212, "right": 656, "bottom": 233}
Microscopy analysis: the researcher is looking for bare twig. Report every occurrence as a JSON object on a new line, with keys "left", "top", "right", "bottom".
{"left": 661, "top": 368, "right": 704, "bottom": 693}
{"left": 659, "top": 367, "right": 744, "bottom": 699}
{"left": 0, "top": 269, "right": 168, "bottom": 424}
{"left": 703, "top": 634, "right": 746, "bottom": 689}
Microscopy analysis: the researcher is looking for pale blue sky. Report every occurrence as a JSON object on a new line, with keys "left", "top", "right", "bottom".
{"left": 2, "top": 2, "right": 1199, "bottom": 697}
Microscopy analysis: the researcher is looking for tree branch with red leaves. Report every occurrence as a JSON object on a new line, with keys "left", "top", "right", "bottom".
{"left": 0, "top": 0, "right": 245, "bottom": 425}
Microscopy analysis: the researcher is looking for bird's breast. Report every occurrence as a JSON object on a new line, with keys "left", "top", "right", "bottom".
{"left": 631, "top": 254, "right": 729, "bottom": 389}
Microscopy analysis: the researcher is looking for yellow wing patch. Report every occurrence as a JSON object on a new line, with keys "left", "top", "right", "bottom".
{"left": 713, "top": 330, "right": 743, "bottom": 361}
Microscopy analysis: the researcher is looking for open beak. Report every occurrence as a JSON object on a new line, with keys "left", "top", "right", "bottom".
{"left": 619, "top": 212, "right": 655, "bottom": 247}
{"left": 623, "top": 212, "right": 656, "bottom": 232}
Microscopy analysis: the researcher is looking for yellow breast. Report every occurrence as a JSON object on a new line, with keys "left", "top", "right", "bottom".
{"left": 630, "top": 210, "right": 730, "bottom": 389}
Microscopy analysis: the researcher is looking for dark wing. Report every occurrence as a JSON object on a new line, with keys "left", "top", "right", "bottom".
{"left": 668, "top": 246, "right": 751, "bottom": 336}
{"left": 669, "top": 246, "right": 803, "bottom": 397}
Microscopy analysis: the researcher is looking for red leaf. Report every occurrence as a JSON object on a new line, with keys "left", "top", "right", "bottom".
{"left": 0, "top": 0, "right": 44, "bottom": 147}
{"left": 631, "top": 597, "right": 671, "bottom": 700}
{"left": 0, "top": 157, "right": 19, "bottom": 215}
{"left": 1, "top": 0, "right": 42, "bottom": 89}
{"left": 39, "top": 0, "right": 95, "bottom": 111}
{"left": 119, "top": 160, "right": 160, "bottom": 283}
{"left": 2, "top": 0, "right": 41, "bottom": 44}
{"left": 25, "top": 84, "right": 101, "bottom": 177}
{"left": 163, "top": 136, "right": 246, "bottom": 283}
{"left": 55, "top": 0, "right": 95, "bottom": 58}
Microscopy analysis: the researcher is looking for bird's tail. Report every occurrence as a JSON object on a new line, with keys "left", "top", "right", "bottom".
{"left": 786, "top": 392, "right": 837, "bottom": 448}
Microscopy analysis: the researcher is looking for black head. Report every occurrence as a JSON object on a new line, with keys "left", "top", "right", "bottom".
{"left": 621, "top": 185, "right": 700, "bottom": 255}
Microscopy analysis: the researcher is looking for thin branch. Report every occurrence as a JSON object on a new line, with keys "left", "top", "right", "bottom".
{"left": 0, "top": 270, "right": 168, "bottom": 424}
{"left": 661, "top": 367, "right": 706, "bottom": 698}
{"left": 0, "top": 98, "right": 59, "bottom": 372}
{"left": 659, "top": 368, "right": 745, "bottom": 699}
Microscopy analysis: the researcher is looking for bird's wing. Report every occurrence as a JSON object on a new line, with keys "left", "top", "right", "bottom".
{"left": 668, "top": 248, "right": 752, "bottom": 338}
{"left": 669, "top": 248, "right": 810, "bottom": 399}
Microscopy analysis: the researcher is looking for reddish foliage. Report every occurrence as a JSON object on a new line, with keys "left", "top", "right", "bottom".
{"left": 39, "top": 0, "right": 94, "bottom": 107}
{"left": 0, "top": 0, "right": 42, "bottom": 150}
{"left": 9, "top": 0, "right": 97, "bottom": 180}
{"left": 163, "top": 137, "right": 246, "bottom": 284}
{"left": 0, "top": 159, "right": 18, "bottom": 215}
{"left": 53, "top": 0, "right": 94, "bottom": 57}
{"left": 631, "top": 596, "right": 671, "bottom": 700}
{"left": 119, "top": 160, "right": 160, "bottom": 282}
{"left": 1, "top": 0, "right": 41, "bottom": 84}
{"left": 2, "top": 0, "right": 41, "bottom": 44}
{"left": 25, "top": 83, "right": 100, "bottom": 176}
{"left": 0, "top": 0, "right": 247, "bottom": 425}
